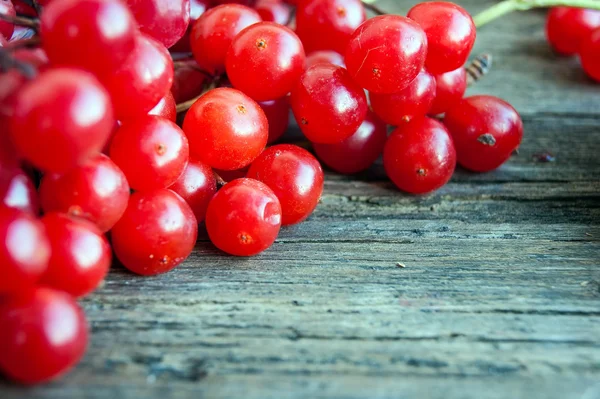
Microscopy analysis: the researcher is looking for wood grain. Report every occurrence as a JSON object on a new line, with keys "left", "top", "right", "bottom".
{"left": 2, "top": 1, "right": 599, "bottom": 398}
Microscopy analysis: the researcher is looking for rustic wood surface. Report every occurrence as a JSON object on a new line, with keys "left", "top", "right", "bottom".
{"left": 3, "top": 1, "right": 600, "bottom": 398}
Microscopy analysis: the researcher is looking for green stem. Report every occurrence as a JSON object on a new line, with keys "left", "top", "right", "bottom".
{"left": 474, "top": 0, "right": 600, "bottom": 27}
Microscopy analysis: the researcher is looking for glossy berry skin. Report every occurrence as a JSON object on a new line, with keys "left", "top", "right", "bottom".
{"left": 226, "top": 22, "right": 305, "bottom": 101}
{"left": 580, "top": 29, "right": 600, "bottom": 82}
{"left": 546, "top": 7, "right": 600, "bottom": 55}
{"left": 0, "top": 0, "right": 15, "bottom": 40}
{"left": 148, "top": 91, "right": 177, "bottom": 122}
{"left": 296, "top": 0, "right": 366, "bottom": 54}
{"left": 183, "top": 88, "right": 268, "bottom": 170}
{"left": 206, "top": 178, "right": 281, "bottom": 256}
{"left": 407, "top": 2, "right": 476, "bottom": 74}
{"left": 306, "top": 50, "right": 345, "bottom": 68}
{"left": 290, "top": 63, "right": 367, "bottom": 144}
{"left": 0, "top": 207, "right": 50, "bottom": 295}
{"left": 110, "top": 116, "right": 189, "bottom": 191}
{"left": 40, "top": 213, "right": 110, "bottom": 298}
{"left": 0, "top": 165, "right": 39, "bottom": 215}
{"left": 247, "top": 145, "right": 323, "bottom": 225}
{"left": 345, "top": 15, "right": 427, "bottom": 94}
{"left": 102, "top": 34, "right": 174, "bottom": 120}
{"left": 111, "top": 189, "right": 198, "bottom": 276}
{"left": 259, "top": 97, "right": 289, "bottom": 144}
{"left": 10, "top": 68, "right": 114, "bottom": 173}
{"left": 39, "top": 154, "right": 130, "bottom": 233}
{"left": 170, "top": 0, "right": 211, "bottom": 52}
{"left": 191, "top": 4, "right": 262, "bottom": 74}
{"left": 0, "top": 288, "right": 88, "bottom": 384}
{"left": 313, "top": 110, "right": 387, "bottom": 175}
{"left": 214, "top": 166, "right": 249, "bottom": 182}
{"left": 444, "top": 95, "right": 523, "bottom": 172}
{"left": 168, "top": 158, "right": 217, "bottom": 223}
{"left": 255, "top": 0, "right": 290, "bottom": 25}
{"left": 41, "top": 0, "right": 138, "bottom": 76}
{"left": 171, "top": 64, "right": 207, "bottom": 103}
{"left": 370, "top": 69, "right": 436, "bottom": 126}
{"left": 126, "top": 0, "right": 190, "bottom": 49}
{"left": 384, "top": 118, "right": 456, "bottom": 194}
{"left": 429, "top": 67, "right": 467, "bottom": 115}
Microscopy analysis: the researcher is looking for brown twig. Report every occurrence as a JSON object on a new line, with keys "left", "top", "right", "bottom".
{"left": 361, "top": 1, "right": 387, "bottom": 15}
{"left": 0, "top": 13, "right": 39, "bottom": 30}
{"left": 5, "top": 36, "right": 41, "bottom": 50}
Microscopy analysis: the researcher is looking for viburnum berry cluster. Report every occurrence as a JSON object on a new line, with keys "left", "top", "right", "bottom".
{"left": 0, "top": 0, "right": 595, "bottom": 386}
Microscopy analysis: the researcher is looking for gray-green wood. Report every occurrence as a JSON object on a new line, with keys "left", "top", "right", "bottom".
{"left": 3, "top": 1, "right": 600, "bottom": 398}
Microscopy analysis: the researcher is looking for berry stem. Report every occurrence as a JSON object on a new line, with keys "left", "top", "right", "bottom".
{"left": 361, "top": 0, "right": 387, "bottom": 15}
{"left": 473, "top": 0, "right": 600, "bottom": 27}
{"left": 0, "top": 12, "right": 40, "bottom": 30}
{"left": 176, "top": 77, "right": 221, "bottom": 113}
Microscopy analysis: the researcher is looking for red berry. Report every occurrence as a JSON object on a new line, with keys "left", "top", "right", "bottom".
{"left": 102, "top": 34, "right": 174, "bottom": 120}
{"left": 10, "top": 68, "right": 114, "bottom": 173}
{"left": 171, "top": 63, "right": 208, "bottom": 103}
{"left": 306, "top": 50, "right": 345, "bottom": 68}
{"left": 296, "top": 0, "right": 366, "bottom": 54}
{"left": 39, "top": 154, "right": 130, "bottom": 233}
{"left": 168, "top": 158, "right": 217, "bottom": 223}
{"left": 429, "top": 67, "right": 467, "bottom": 115}
{"left": 0, "top": 0, "right": 15, "bottom": 40}
{"left": 345, "top": 15, "right": 427, "bottom": 94}
{"left": 206, "top": 178, "right": 281, "bottom": 256}
{"left": 170, "top": 0, "right": 211, "bottom": 52}
{"left": 126, "top": 0, "right": 190, "bottom": 48}
{"left": 291, "top": 63, "right": 367, "bottom": 144}
{"left": 183, "top": 87, "right": 268, "bottom": 170}
{"left": 226, "top": 22, "right": 305, "bottom": 101}
{"left": 191, "top": 4, "right": 261, "bottom": 75}
{"left": 254, "top": 0, "right": 291, "bottom": 25}
{"left": 112, "top": 189, "right": 198, "bottom": 276}
{"left": 41, "top": 0, "right": 138, "bottom": 76}
{"left": 407, "top": 2, "right": 476, "bottom": 74}
{"left": 546, "top": 7, "right": 600, "bottom": 55}
{"left": 444, "top": 95, "right": 523, "bottom": 172}
{"left": 580, "top": 28, "right": 600, "bottom": 82}
{"left": 214, "top": 166, "right": 249, "bottom": 182}
{"left": 148, "top": 90, "right": 177, "bottom": 122}
{"left": 370, "top": 69, "right": 436, "bottom": 126}
{"left": 384, "top": 118, "right": 456, "bottom": 194}
{"left": 0, "top": 207, "right": 49, "bottom": 295}
{"left": 259, "top": 97, "right": 290, "bottom": 144}
{"left": 40, "top": 213, "right": 110, "bottom": 298}
{"left": 247, "top": 144, "right": 323, "bottom": 225}
{"left": 313, "top": 110, "right": 387, "bottom": 174}
{"left": 110, "top": 116, "right": 189, "bottom": 191}
{"left": 0, "top": 288, "right": 88, "bottom": 384}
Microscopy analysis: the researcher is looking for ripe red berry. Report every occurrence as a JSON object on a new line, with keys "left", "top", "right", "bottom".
{"left": 254, "top": 0, "right": 291, "bottom": 25}
{"left": 305, "top": 50, "right": 345, "bottom": 68}
{"left": 580, "top": 28, "right": 600, "bottom": 82}
{"left": 247, "top": 144, "right": 324, "bottom": 225}
{"left": 345, "top": 15, "right": 427, "bottom": 94}
{"left": 112, "top": 189, "right": 198, "bottom": 276}
{"left": 183, "top": 87, "right": 268, "bottom": 170}
{"left": 313, "top": 110, "right": 387, "bottom": 175}
{"left": 168, "top": 158, "right": 217, "bottom": 223}
{"left": 41, "top": 0, "right": 138, "bottom": 76}
{"left": 110, "top": 116, "right": 189, "bottom": 191}
{"left": 370, "top": 69, "right": 436, "bottom": 126}
{"left": 546, "top": 7, "right": 600, "bottom": 55}
{"left": 206, "top": 178, "right": 281, "bottom": 256}
{"left": 384, "top": 118, "right": 456, "bottom": 194}
{"left": 126, "top": 0, "right": 190, "bottom": 48}
{"left": 290, "top": 63, "right": 367, "bottom": 144}
{"left": 444, "top": 95, "right": 523, "bottom": 172}
{"left": 407, "top": 2, "right": 476, "bottom": 74}
{"left": 226, "top": 22, "right": 305, "bottom": 101}
{"left": 170, "top": 0, "right": 211, "bottom": 52}
{"left": 148, "top": 91, "right": 177, "bottom": 122}
{"left": 259, "top": 97, "right": 290, "bottom": 144}
{"left": 296, "top": 0, "right": 366, "bottom": 54}
{"left": 171, "top": 63, "right": 208, "bottom": 103}
{"left": 40, "top": 213, "right": 110, "bottom": 298}
{"left": 102, "top": 34, "right": 174, "bottom": 120}
{"left": 10, "top": 68, "right": 114, "bottom": 173}
{"left": 0, "top": 207, "right": 50, "bottom": 295}
{"left": 0, "top": 287, "right": 88, "bottom": 384}
{"left": 0, "top": 165, "right": 39, "bottom": 215}
{"left": 0, "top": 0, "right": 16, "bottom": 40}
{"left": 191, "top": 4, "right": 262, "bottom": 75}
{"left": 39, "top": 154, "right": 130, "bottom": 233}
{"left": 429, "top": 67, "right": 468, "bottom": 115}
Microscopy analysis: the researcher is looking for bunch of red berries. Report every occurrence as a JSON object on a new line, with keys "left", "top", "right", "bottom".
{"left": 0, "top": 0, "right": 528, "bottom": 385}
{"left": 546, "top": 7, "right": 600, "bottom": 81}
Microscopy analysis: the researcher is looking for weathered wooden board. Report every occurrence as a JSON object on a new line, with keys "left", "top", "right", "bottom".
{"left": 2, "top": 1, "right": 599, "bottom": 398}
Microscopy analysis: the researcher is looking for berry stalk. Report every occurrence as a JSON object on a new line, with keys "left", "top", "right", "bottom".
{"left": 473, "top": 0, "right": 600, "bottom": 27}
{"left": 0, "top": 13, "right": 40, "bottom": 30}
